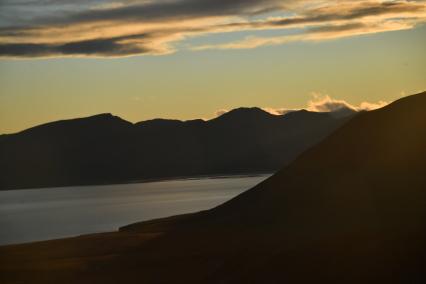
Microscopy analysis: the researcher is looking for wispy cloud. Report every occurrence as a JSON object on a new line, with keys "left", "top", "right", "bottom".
{"left": 0, "top": 0, "right": 425, "bottom": 58}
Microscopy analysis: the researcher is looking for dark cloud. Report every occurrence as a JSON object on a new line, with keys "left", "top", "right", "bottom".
{"left": 308, "top": 22, "right": 367, "bottom": 33}
{"left": 3, "top": 0, "right": 284, "bottom": 27}
{"left": 232, "top": 1, "right": 426, "bottom": 29}
{"left": 0, "top": 33, "right": 150, "bottom": 57}
{"left": 57, "top": 36, "right": 147, "bottom": 56}
{"left": 0, "top": 0, "right": 425, "bottom": 58}
{"left": 0, "top": 43, "right": 51, "bottom": 57}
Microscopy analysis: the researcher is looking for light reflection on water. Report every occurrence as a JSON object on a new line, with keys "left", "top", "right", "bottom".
{"left": 0, "top": 174, "right": 270, "bottom": 245}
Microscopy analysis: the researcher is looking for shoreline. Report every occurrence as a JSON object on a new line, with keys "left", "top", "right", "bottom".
{"left": 0, "top": 173, "right": 272, "bottom": 246}
{"left": 0, "top": 171, "right": 274, "bottom": 192}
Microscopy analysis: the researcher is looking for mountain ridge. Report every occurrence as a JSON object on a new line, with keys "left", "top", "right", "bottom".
{"left": 2, "top": 106, "right": 357, "bottom": 136}
{"left": 0, "top": 107, "right": 354, "bottom": 190}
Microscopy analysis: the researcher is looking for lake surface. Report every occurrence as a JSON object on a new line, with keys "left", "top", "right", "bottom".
{"left": 0, "top": 175, "right": 270, "bottom": 245}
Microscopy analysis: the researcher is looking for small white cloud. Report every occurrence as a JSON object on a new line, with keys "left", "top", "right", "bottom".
{"left": 357, "top": 100, "right": 388, "bottom": 111}
{"left": 307, "top": 93, "right": 388, "bottom": 112}
{"left": 307, "top": 93, "right": 356, "bottom": 112}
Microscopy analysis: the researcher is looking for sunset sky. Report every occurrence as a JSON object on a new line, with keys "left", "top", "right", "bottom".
{"left": 1, "top": 0, "right": 425, "bottom": 133}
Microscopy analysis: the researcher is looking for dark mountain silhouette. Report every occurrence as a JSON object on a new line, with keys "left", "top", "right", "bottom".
{"left": 1, "top": 92, "right": 425, "bottom": 283}
{"left": 0, "top": 107, "right": 352, "bottom": 190}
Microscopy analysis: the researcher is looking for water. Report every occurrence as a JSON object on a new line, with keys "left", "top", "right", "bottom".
{"left": 0, "top": 175, "right": 270, "bottom": 245}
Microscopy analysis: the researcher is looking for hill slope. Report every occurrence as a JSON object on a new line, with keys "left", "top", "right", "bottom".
{"left": 0, "top": 108, "right": 351, "bottom": 190}
{"left": 118, "top": 91, "right": 426, "bottom": 283}
{"left": 1, "top": 92, "right": 425, "bottom": 283}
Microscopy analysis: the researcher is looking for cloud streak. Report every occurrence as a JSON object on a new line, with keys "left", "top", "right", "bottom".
{"left": 0, "top": 0, "right": 425, "bottom": 58}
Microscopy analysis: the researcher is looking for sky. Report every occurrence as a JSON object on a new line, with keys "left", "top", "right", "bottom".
{"left": 0, "top": 0, "right": 425, "bottom": 133}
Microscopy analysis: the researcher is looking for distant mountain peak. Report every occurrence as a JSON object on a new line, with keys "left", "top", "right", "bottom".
{"left": 16, "top": 113, "right": 132, "bottom": 135}
{"left": 226, "top": 107, "right": 270, "bottom": 115}
{"left": 59, "top": 113, "right": 133, "bottom": 128}
{"left": 86, "top": 113, "right": 130, "bottom": 122}
{"left": 136, "top": 118, "right": 184, "bottom": 128}
{"left": 282, "top": 109, "right": 324, "bottom": 118}
{"left": 89, "top": 113, "right": 115, "bottom": 119}
{"left": 281, "top": 107, "right": 357, "bottom": 119}
{"left": 213, "top": 107, "right": 274, "bottom": 122}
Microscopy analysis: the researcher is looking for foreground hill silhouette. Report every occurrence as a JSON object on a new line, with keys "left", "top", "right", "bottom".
{"left": 1, "top": 92, "right": 425, "bottom": 283}
{"left": 0, "top": 107, "right": 352, "bottom": 190}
